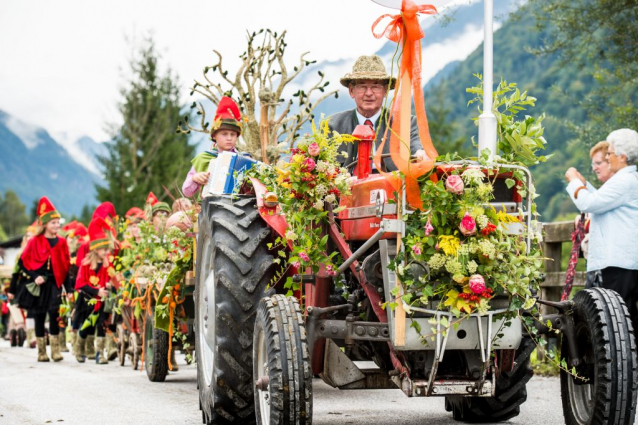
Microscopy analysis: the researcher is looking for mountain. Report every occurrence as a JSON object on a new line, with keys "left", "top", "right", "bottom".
{"left": 0, "top": 110, "right": 99, "bottom": 216}
{"left": 423, "top": 8, "right": 597, "bottom": 221}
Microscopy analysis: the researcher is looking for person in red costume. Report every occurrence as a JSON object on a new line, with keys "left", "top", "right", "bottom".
{"left": 145, "top": 192, "right": 171, "bottom": 231}
{"left": 71, "top": 202, "right": 117, "bottom": 359}
{"left": 60, "top": 220, "right": 89, "bottom": 353}
{"left": 73, "top": 217, "right": 117, "bottom": 364}
{"left": 17, "top": 197, "right": 71, "bottom": 362}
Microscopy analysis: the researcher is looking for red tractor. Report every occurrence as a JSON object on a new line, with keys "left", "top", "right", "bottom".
{"left": 193, "top": 121, "right": 637, "bottom": 424}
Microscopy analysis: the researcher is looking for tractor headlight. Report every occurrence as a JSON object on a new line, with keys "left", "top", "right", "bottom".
{"left": 263, "top": 192, "right": 279, "bottom": 208}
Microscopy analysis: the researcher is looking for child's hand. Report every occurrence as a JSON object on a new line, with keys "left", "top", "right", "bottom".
{"left": 193, "top": 172, "right": 210, "bottom": 185}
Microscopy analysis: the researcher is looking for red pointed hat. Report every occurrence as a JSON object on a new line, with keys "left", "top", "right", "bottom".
{"left": 37, "top": 196, "right": 61, "bottom": 224}
{"left": 62, "top": 220, "right": 79, "bottom": 236}
{"left": 74, "top": 222, "right": 89, "bottom": 239}
{"left": 93, "top": 202, "right": 117, "bottom": 221}
{"left": 211, "top": 96, "right": 242, "bottom": 138}
{"left": 125, "top": 207, "right": 145, "bottom": 224}
{"left": 26, "top": 220, "right": 40, "bottom": 234}
{"left": 88, "top": 217, "right": 111, "bottom": 250}
{"left": 145, "top": 192, "right": 170, "bottom": 219}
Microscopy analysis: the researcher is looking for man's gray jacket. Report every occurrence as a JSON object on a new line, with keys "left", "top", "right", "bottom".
{"left": 327, "top": 108, "right": 422, "bottom": 172}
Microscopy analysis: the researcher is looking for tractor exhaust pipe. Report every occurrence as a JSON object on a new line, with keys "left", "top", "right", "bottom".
{"left": 478, "top": 0, "right": 497, "bottom": 161}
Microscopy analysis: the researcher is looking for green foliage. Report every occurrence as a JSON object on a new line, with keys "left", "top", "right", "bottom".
{"left": 467, "top": 76, "right": 550, "bottom": 167}
{"left": 0, "top": 190, "right": 30, "bottom": 239}
{"left": 247, "top": 120, "right": 353, "bottom": 281}
{"left": 69, "top": 204, "right": 94, "bottom": 226}
{"left": 425, "top": 12, "right": 597, "bottom": 220}
{"left": 97, "top": 37, "right": 195, "bottom": 212}
{"left": 525, "top": 0, "right": 638, "bottom": 141}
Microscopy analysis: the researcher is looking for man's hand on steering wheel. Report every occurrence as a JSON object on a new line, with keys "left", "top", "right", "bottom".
{"left": 413, "top": 149, "right": 428, "bottom": 162}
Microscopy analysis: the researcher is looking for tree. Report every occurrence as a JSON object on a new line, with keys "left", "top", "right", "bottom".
{"left": 177, "top": 29, "right": 338, "bottom": 163}
{"left": 97, "top": 38, "right": 195, "bottom": 212}
{"left": 426, "top": 88, "right": 472, "bottom": 157}
{"left": 0, "top": 190, "right": 30, "bottom": 238}
{"left": 69, "top": 204, "right": 94, "bottom": 225}
{"left": 526, "top": 0, "right": 638, "bottom": 134}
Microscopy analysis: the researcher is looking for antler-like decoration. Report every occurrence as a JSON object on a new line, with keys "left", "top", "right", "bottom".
{"left": 180, "top": 29, "right": 338, "bottom": 161}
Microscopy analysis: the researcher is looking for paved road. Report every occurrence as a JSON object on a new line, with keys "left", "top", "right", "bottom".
{"left": 0, "top": 338, "right": 566, "bottom": 425}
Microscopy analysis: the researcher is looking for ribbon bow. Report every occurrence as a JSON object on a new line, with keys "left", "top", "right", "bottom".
{"left": 371, "top": 0, "right": 439, "bottom": 210}
{"left": 372, "top": 2, "right": 436, "bottom": 43}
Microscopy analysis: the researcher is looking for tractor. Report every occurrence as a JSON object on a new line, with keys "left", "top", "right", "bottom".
{"left": 193, "top": 1, "right": 637, "bottom": 424}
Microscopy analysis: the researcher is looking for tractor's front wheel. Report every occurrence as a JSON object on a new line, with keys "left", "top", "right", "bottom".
{"left": 254, "top": 295, "right": 312, "bottom": 425}
{"left": 561, "top": 287, "right": 638, "bottom": 425}
{"left": 196, "top": 196, "right": 276, "bottom": 425}
{"left": 445, "top": 337, "right": 534, "bottom": 422}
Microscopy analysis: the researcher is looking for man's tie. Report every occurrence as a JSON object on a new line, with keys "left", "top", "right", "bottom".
{"left": 363, "top": 119, "right": 377, "bottom": 171}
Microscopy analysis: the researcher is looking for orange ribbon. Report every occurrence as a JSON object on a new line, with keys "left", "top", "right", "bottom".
{"left": 372, "top": 0, "right": 439, "bottom": 209}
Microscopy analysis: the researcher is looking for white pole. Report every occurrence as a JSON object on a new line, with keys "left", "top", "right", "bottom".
{"left": 478, "top": 0, "right": 497, "bottom": 161}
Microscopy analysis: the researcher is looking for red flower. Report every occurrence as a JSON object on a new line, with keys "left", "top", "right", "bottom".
{"left": 480, "top": 223, "right": 497, "bottom": 236}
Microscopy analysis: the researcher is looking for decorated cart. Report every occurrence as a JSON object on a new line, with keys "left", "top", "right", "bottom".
{"left": 115, "top": 220, "right": 196, "bottom": 382}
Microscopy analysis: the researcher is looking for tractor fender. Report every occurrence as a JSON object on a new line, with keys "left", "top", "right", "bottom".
{"left": 250, "top": 176, "right": 289, "bottom": 242}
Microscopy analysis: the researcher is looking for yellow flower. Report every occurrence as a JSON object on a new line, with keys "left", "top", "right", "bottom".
{"left": 495, "top": 210, "right": 520, "bottom": 223}
{"left": 438, "top": 235, "right": 461, "bottom": 257}
{"left": 293, "top": 154, "right": 305, "bottom": 164}
{"left": 89, "top": 276, "right": 100, "bottom": 287}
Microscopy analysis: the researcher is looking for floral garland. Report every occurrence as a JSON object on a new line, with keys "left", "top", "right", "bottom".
{"left": 114, "top": 219, "right": 194, "bottom": 366}
{"left": 247, "top": 120, "right": 354, "bottom": 290}
{"left": 393, "top": 163, "right": 543, "bottom": 321}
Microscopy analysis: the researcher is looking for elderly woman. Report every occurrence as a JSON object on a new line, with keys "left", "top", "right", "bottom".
{"left": 565, "top": 128, "right": 638, "bottom": 328}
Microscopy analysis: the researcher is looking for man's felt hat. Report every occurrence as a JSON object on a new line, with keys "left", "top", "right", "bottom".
{"left": 340, "top": 55, "right": 396, "bottom": 89}
{"left": 211, "top": 96, "right": 242, "bottom": 139}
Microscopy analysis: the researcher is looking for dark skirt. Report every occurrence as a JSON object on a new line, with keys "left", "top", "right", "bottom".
{"left": 16, "top": 275, "right": 62, "bottom": 314}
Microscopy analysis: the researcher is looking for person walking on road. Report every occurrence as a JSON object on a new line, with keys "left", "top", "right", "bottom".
{"left": 73, "top": 217, "right": 117, "bottom": 364}
{"left": 15, "top": 197, "right": 71, "bottom": 362}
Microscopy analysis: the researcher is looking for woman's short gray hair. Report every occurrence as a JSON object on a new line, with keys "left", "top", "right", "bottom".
{"left": 607, "top": 128, "right": 638, "bottom": 164}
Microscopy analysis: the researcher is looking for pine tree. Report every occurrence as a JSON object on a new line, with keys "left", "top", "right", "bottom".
{"left": 0, "top": 190, "right": 30, "bottom": 238}
{"left": 97, "top": 38, "right": 194, "bottom": 212}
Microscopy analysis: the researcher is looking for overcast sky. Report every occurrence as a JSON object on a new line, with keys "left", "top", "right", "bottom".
{"left": 0, "top": 0, "right": 459, "bottom": 143}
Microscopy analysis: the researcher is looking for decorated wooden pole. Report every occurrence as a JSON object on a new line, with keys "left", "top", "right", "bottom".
{"left": 371, "top": 0, "right": 444, "bottom": 347}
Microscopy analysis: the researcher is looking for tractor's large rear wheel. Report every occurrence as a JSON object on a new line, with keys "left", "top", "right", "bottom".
{"left": 196, "top": 196, "right": 275, "bottom": 425}
{"left": 561, "top": 287, "right": 638, "bottom": 425}
{"left": 253, "top": 295, "right": 312, "bottom": 425}
{"left": 445, "top": 337, "right": 534, "bottom": 422}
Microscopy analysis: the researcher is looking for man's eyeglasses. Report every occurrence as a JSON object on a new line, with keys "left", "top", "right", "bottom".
{"left": 352, "top": 84, "right": 386, "bottom": 94}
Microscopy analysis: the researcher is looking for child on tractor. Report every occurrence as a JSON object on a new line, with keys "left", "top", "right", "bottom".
{"left": 181, "top": 96, "right": 249, "bottom": 198}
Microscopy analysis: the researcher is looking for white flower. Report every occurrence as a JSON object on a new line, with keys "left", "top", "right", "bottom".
{"left": 445, "top": 257, "right": 463, "bottom": 274}
{"left": 476, "top": 215, "right": 489, "bottom": 229}
{"left": 316, "top": 160, "right": 330, "bottom": 173}
{"left": 325, "top": 194, "right": 336, "bottom": 204}
{"left": 427, "top": 253, "right": 446, "bottom": 270}
{"left": 467, "top": 260, "right": 478, "bottom": 274}
{"left": 315, "top": 184, "right": 328, "bottom": 196}
{"left": 313, "top": 200, "right": 324, "bottom": 210}
{"left": 461, "top": 167, "right": 485, "bottom": 186}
